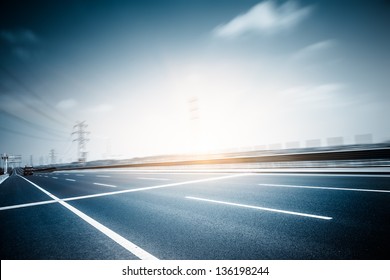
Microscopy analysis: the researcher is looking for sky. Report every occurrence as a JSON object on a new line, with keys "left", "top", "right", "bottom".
{"left": 0, "top": 0, "right": 389, "bottom": 164}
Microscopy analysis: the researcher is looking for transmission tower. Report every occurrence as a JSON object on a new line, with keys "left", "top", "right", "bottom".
{"left": 49, "top": 149, "right": 56, "bottom": 165}
{"left": 188, "top": 96, "right": 200, "bottom": 153}
{"left": 72, "top": 121, "right": 90, "bottom": 162}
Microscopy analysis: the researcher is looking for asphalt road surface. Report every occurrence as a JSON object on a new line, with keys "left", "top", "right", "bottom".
{"left": 1, "top": 168, "right": 389, "bottom": 260}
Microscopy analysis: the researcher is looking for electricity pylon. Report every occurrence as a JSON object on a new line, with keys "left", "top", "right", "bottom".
{"left": 72, "top": 121, "right": 90, "bottom": 163}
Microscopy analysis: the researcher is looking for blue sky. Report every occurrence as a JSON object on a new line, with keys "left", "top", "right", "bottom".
{"left": 0, "top": 0, "right": 389, "bottom": 164}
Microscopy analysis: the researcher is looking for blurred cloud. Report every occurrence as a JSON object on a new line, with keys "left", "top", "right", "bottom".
{"left": 213, "top": 0, "right": 312, "bottom": 38}
{"left": 1, "top": 29, "right": 40, "bottom": 60}
{"left": 0, "top": 29, "right": 39, "bottom": 45}
{"left": 12, "top": 47, "right": 33, "bottom": 60}
{"left": 87, "top": 104, "right": 113, "bottom": 113}
{"left": 281, "top": 83, "right": 346, "bottom": 104}
{"left": 56, "top": 98, "right": 78, "bottom": 110}
{"left": 293, "top": 40, "right": 336, "bottom": 60}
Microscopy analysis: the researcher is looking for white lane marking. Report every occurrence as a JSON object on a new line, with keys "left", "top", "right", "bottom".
{"left": 0, "top": 174, "right": 253, "bottom": 211}
{"left": 60, "top": 169, "right": 390, "bottom": 177}
{"left": 137, "top": 177, "right": 170, "bottom": 181}
{"left": 186, "top": 196, "right": 333, "bottom": 220}
{"left": 62, "top": 173, "right": 251, "bottom": 203}
{"left": 0, "top": 200, "right": 58, "bottom": 210}
{"left": 65, "top": 179, "right": 76, "bottom": 182}
{"left": 255, "top": 173, "right": 390, "bottom": 178}
{"left": 16, "top": 175, "right": 158, "bottom": 260}
{"left": 93, "top": 182, "right": 117, "bottom": 188}
{"left": 52, "top": 177, "right": 58, "bottom": 179}
{"left": 0, "top": 175, "right": 9, "bottom": 185}
{"left": 44, "top": 176, "right": 48, "bottom": 178}
{"left": 258, "top": 183, "right": 390, "bottom": 193}
{"left": 64, "top": 174, "right": 69, "bottom": 176}
{"left": 76, "top": 174, "right": 84, "bottom": 177}
{"left": 96, "top": 175, "right": 111, "bottom": 178}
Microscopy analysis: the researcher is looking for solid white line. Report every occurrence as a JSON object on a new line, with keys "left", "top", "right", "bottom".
{"left": 1, "top": 174, "right": 253, "bottom": 211}
{"left": 186, "top": 196, "right": 333, "bottom": 220}
{"left": 65, "top": 179, "right": 76, "bottom": 182}
{"left": 258, "top": 183, "right": 390, "bottom": 193}
{"left": 0, "top": 174, "right": 9, "bottom": 185}
{"left": 137, "top": 177, "right": 170, "bottom": 181}
{"left": 0, "top": 200, "right": 58, "bottom": 211}
{"left": 93, "top": 182, "right": 117, "bottom": 188}
{"left": 96, "top": 175, "right": 111, "bottom": 178}
{"left": 254, "top": 172, "right": 390, "bottom": 178}
{"left": 16, "top": 175, "right": 158, "bottom": 260}
{"left": 62, "top": 173, "right": 252, "bottom": 202}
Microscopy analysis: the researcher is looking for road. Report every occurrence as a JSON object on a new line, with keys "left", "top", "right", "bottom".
{"left": 1, "top": 168, "right": 389, "bottom": 260}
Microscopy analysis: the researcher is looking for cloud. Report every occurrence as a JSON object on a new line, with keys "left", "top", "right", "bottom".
{"left": 56, "top": 99, "right": 78, "bottom": 110}
{"left": 293, "top": 40, "right": 336, "bottom": 60}
{"left": 213, "top": 0, "right": 313, "bottom": 38}
{"left": 12, "top": 47, "right": 33, "bottom": 60}
{"left": 87, "top": 104, "right": 113, "bottom": 113}
{"left": 0, "top": 29, "right": 39, "bottom": 45}
{"left": 281, "top": 83, "right": 346, "bottom": 104}
{"left": 1, "top": 29, "right": 40, "bottom": 60}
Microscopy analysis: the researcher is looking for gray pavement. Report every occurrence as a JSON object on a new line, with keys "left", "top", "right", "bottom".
{"left": 1, "top": 168, "right": 389, "bottom": 259}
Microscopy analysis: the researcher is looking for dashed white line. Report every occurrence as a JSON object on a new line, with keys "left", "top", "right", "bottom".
{"left": 76, "top": 174, "right": 84, "bottom": 177}
{"left": 137, "top": 177, "right": 170, "bottom": 181}
{"left": 16, "top": 175, "right": 158, "bottom": 260}
{"left": 96, "top": 175, "right": 111, "bottom": 178}
{"left": 65, "top": 179, "right": 76, "bottom": 182}
{"left": 1, "top": 174, "right": 253, "bottom": 211}
{"left": 258, "top": 183, "right": 390, "bottom": 193}
{"left": 93, "top": 182, "right": 117, "bottom": 188}
{"left": 186, "top": 196, "right": 333, "bottom": 220}
{"left": 52, "top": 177, "right": 58, "bottom": 179}
{"left": 62, "top": 173, "right": 252, "bottom": 202}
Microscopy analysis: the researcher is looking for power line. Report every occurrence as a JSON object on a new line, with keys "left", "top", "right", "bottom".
{"left": 0, "top": 65, "right": 74, "bottom": 126}
{"left": 0, "top": 109, "right": 69, "bottom": 138}
{"left": 0, "top": 124, "right": 68, "bottom": 142}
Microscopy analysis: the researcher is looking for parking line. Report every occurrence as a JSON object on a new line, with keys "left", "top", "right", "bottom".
{"left": 93, "top": 182, "right": 117, "bottom": 188}
{"left": 16, "top": 175, "right": 158, "bottom": 260}
{"left": 258, "top": 183, "right": 390, "bottom": 193}
{"left": 186, "top": 196, "right": 333, "bottom": 220}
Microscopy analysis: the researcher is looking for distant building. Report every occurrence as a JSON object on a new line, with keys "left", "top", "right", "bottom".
{"left": 268, "top": 143, "right": 282, "bottom": 150}
{"left": 285, "top": 141, "right": 300, "bottom": 149}
{"left": 326, "top": 137, "right": 344, "bottom": 147}
{"left": 354, "top": 134, "right": 373, "bottom": 144}
{"left": 306, "top": 139, "right": 321, "bottom": 148}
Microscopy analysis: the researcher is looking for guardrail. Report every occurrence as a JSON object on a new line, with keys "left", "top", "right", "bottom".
{"left": 34, "top": 147, "right": 390, "bottom": 172}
